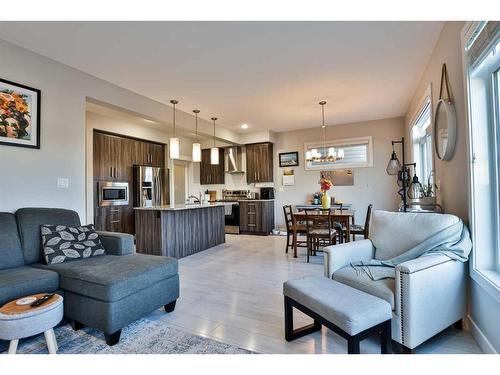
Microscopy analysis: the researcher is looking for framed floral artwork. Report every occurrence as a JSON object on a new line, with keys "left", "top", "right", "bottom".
{"left": 0, "top": 78, "right": 41, "bottom": 149}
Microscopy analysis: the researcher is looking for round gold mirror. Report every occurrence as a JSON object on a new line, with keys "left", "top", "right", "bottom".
{"left": 434, "top": 98, "right": 456, "bottom": 161}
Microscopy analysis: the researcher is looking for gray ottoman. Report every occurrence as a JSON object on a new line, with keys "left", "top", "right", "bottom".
{"left": 0, "top": 294, "right": 63, "bottom": 354}
{"left": 283, "top": 276, "right": 392, "bottom": 354}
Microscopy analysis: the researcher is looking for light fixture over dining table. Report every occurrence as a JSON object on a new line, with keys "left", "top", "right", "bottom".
{"left": 305, "top": 101, "right": 344, "bottom": 163}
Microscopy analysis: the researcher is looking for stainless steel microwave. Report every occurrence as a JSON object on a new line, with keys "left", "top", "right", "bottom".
{"left": 99, "top": 181, "right": 129, "bottom": 207}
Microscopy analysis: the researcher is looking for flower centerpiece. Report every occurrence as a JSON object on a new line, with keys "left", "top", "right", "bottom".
{"left": 319, "top": 177, "right": 333, "bottom": 209}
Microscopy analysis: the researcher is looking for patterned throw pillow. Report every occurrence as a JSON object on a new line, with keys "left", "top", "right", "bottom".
{"left": 41, "top": 224, "right": 107, "bottom": 265}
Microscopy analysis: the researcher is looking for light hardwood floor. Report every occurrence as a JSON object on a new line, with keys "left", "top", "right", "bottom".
{"left": 145, "top": 234, "right": 482, "bottom": 354}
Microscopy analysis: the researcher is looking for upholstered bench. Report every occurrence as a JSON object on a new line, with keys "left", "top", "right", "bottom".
{"left": 283, "top": 275, "right": 392, "bottom": 354}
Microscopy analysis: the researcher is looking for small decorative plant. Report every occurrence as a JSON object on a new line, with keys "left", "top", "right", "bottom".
{"left": 420, "top": 171, "right": 438, "bottom": 197}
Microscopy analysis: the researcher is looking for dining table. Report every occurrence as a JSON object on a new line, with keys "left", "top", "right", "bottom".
{"left": 291, "top": 209, "right": 355, "bottom": 258}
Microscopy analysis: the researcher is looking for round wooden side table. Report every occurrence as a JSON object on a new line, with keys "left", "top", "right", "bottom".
{"left": 0, "top": 294, "right": 63, "bottom": 354}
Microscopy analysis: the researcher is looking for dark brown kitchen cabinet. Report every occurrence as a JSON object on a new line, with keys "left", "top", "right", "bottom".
{"left": 245, "top": 142, "right": 274, "bottom": 183}
{"left": 93, "top": 130, "right": 165, "bottom": 235}
{"left": 94, "top": 205, "right": 133, "bottom": 234}
{"left": 200, "top": 148, "right": 225, "bottom": 185}
{"left": 239, "top": 200, "right": 274, "bottom": 235}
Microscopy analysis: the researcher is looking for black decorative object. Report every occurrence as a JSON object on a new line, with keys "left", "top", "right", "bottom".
{"left": 41, "top": 224, "right": 106, "bottom": 264}
{"left": 386, "top": 137, "right": 423, "bottom": 212}
{"left": 0, "top": 78, "right": 41, "bottom": 149}
{"left": 279, "top": 151, "right": 299, "bottom": 167}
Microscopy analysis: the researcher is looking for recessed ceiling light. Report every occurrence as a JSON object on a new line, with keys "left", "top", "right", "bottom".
{"left": 240, "top": 124, "right": 249, "bottom": 129}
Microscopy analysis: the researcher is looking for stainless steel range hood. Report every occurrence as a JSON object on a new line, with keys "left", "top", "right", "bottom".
{"left": 225, "top": 146, "right": 245, "bottom": 174}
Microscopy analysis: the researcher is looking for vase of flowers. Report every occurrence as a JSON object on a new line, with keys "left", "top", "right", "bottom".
{"left": 319, "top": 177, "right": 333, "bottom": 209}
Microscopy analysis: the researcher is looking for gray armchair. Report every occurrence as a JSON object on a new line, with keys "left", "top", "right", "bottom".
{"left": 324, "top": 210, "right": 467, "bottom": 352}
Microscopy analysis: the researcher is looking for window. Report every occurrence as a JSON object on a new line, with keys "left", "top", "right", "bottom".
{"left": 304, "top": 136, "right": 373, "bottom": 170}
{"left": 464, "top": 21, "right": 500, "bottom": 290}
{"left": 411, "top": 95, "right": 433, "bottom": 183}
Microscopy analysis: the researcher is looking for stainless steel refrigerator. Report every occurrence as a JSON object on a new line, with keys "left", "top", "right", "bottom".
{"left": 133, "top": 165, "right": 169, "bottom": 207}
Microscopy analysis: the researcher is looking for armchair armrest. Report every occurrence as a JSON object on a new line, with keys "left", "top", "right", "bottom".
{"left": 395, "top": 254, "right": 467, "bottom": 349}
{"left": 323, "top": 239, "right": 375, "bottom": 278}
{"left": 97, "top": 231, "right": 134, "bottom": 256}
{"left": 396, "top": 254, "right": 452, "bottom": 274}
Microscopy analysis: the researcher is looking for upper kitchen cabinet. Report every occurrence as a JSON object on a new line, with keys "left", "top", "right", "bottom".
{"left": 94, "top": 131, "right": 127, "bottom": 181}
{"left": 200, "top": 148, "right": 225, "bottom": 185}
{"left": 133, "top": 140, "right": 164, "bottom": 167}
{"left": 245, "top": 142, "right": 274, "bottom": 183}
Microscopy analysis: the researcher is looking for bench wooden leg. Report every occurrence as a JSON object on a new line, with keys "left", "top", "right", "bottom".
{"left": 284, "top": 296, "right": 321, "bottom": 342}
{"left": 380, "top": 319, "right": 392, "bottom": 354}
{"left": 347, "top": 338, "right": 360, "bottom": 354}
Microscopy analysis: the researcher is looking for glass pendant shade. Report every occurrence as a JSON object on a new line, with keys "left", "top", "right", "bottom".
{"left": 386, "top": 151, "right": 401, "bottom": 175}
{"left": 408, "top": 174, "right": 424, "bottom": 199}
{"left": 169, "top": 137, "right": 180, "bottom": 159}
{"left": 192, "top": 142, "right": 201, "bottom": 162}
{"left": 328, "top": 147, "right": 335, "bottom": 157}
{"left": 210, "top": 147, "right": 219, "bottom": 165}
{"left": 337, "top": 149, "right": 344, "bottom": 159}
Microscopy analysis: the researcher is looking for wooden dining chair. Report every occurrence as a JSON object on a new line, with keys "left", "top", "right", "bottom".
{"left": 350, "top": 204, "right": 373, "bottom": 241}
{"left": 283, "top": 205, "right": 307, "bottom": 254}
{"left": 304, "top": 208, "right": 337, "bottom": 263}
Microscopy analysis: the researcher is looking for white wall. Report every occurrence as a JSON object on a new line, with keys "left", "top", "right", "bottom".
{"left": 0, "top": 39, "right": 233, "bottom": 221}
{"left": 404, "top": 21, "right": 499, "bottom": 353}
{"left": 272, "top": 117, "right": 404, "bottom": 228}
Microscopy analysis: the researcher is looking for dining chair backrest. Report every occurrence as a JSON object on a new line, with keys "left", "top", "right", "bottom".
{"left": 364, "top": 204, "right": 373, "bottom": 239}
{"left": 283, "top": 205, "right": 293, "bottom": 232}
{"left": 303, "top": 208, "right": 334, "bottom": 233}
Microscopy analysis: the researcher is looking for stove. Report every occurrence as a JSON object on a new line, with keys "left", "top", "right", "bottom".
{"left": 222, "top": 189, "right": 250, "bottom": 201}
{"left": 221, "top": 190, "right": 250, "bottom": 234}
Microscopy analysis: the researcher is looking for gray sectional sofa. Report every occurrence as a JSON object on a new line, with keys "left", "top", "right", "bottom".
{"left": 0, "top": 207, "right": 179, "bottom": 349}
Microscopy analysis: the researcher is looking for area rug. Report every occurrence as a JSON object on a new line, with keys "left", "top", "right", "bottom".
{"left": 9, "top": 319, "right": 253, "bottom": 354}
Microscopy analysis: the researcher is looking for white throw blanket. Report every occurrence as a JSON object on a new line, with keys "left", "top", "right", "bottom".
{"left": 349, "top": 220, "right": 472, "bottom": 280}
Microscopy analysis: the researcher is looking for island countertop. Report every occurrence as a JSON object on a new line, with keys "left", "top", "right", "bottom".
{"left": 133, "top": 202, "right": 235, "bottom": 211}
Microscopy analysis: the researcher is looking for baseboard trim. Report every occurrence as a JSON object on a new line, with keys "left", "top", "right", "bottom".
{"left": 467, "top": 315, "right": 497, "bottom": 354}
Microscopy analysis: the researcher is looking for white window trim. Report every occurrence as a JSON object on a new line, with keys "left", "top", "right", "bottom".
{"left": 409, "top": 84, "right": 433, "bottom": 182}
{"left": 462, "top": 21, "right": 500, "bottom": 303}
{"left": 303, "top": 136, "right": 373, "bottom": 171}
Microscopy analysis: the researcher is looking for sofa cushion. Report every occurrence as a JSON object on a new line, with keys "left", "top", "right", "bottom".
{"left": 0, "top": 266, "right": 59, "bottom": 306}
{"left": 332, "top": 266, "right": 395, "bottom": 310}
{"left": 16, "top": 208, "right": 81, "bottom": 265}
{"left": 41, "top": 224, "right": 106, "bottom": 265}
{"left": 33, "top": 254, "right": 178, "bottom": 302}
{"left": 0, "top": 213, "right": 25, "bottom": 270}
{"left": 370, "top": 210, "right": 460, "bottom": 260}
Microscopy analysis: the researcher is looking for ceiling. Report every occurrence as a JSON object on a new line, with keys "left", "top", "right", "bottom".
{"left": 0, "top": 21, "right": 443, "bottom": 133}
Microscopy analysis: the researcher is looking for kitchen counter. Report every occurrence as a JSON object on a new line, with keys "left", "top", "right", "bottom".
{"left": 237, "top": 199, "right": 275, "bottom": 202}
{"left": 134, "top": 203, "right": 225, "bottom": 259}
{"left": 134, "top": 202, "right": 234, "bottom": 211}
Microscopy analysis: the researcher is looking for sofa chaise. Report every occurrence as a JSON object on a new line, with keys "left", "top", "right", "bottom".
{"left": 0, "top": 207, "right": 179, "bottom": 349}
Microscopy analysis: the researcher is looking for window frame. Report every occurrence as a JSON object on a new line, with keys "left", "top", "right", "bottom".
{"left": 303, "top": 136, "right": 373, "bottom": 171}
{"left": 462, "top": 21, "right": 500, "bottom": 303}
{"left": 410, "top": 86, "right": 433, "bottom": 184}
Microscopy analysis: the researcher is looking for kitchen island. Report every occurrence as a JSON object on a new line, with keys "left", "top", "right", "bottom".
{"left": 134, "top": 203, "right": 228, "bottom": 259}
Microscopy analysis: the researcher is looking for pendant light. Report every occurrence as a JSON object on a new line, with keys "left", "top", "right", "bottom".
{"left": 386, "top": 144, "right": 402, "bottom": 175}
{"left": 192, "top": 109, "right": 201, "bottom": 162}
{"left": 210, "top": 117, "right": 219, "bottom": 165}
{"left": 305, "top": 101, "right": 344, "bottom": 163}
{"left": 169, "top": 100, "right": 180, "bottom": 160}
{"left": 408, "top": 172, "right": 424, "bottom": 199}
